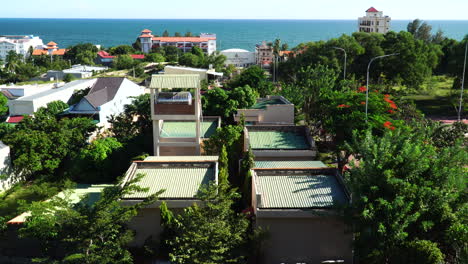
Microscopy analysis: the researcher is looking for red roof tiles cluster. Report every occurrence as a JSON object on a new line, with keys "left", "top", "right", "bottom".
{"left": 366, "top": 7, "right": 379, "bottom": 12}
{"left": 151, "top": 37, "right": 215, "bottom": 42}
{"left": 97, "top": 50, "right": 145, "bottom": 60}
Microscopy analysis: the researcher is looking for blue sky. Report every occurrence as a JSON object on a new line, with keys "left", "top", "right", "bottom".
{"left": 1, "top": 0, "right": 467, "bottom": 20}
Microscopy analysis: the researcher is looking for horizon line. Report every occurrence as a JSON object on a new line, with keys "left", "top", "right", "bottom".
{"left": 1, "top": 17, "right": 468, "bottom": 21}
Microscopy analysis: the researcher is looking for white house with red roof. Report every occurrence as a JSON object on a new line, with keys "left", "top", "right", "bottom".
{"left": 138, "top": 29, "right": 217, "bottom": 55}
{"left": 358, "top": 7, "right": 391, "bottom": 34}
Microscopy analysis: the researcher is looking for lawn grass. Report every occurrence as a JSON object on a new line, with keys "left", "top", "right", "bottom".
{"left": 403, "top": 75, "right": 466, "bottom": 117}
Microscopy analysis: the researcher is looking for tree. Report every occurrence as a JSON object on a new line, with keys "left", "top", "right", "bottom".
{"left": 64, "top": 43, "right": 98, "bottom": 65}
{"left": 202, "top": 88, "right": 238, "bottom": 118}
{"left": 163, "top": 46, "right": 180, "bottom": 62}
{"left": 162, "top": 30, "right": 170, "bottom": 37}
{"left": 230, "top": 85, "right": 258, "bottom": 109}
{"left": 36, "top": 100, "right": 69, "bottom": 116}
{"left": 132, "top": 37, "right": 142, "bottom": 51}
{"left": 281, "top": 43, "right": 289, "bottom": 51}
{"left": 0, "top": 94, "right": 8, "bottom": 116}
{"left": 144, "top": 53, "right": 165, "bottom": 63}
{"left": 63, "top": 73, "right": 76, "bottom": 83}
{"left": 109, "top": 45, "right": 135, "bottom": 55}
{"left": 407, "top": 19, "right": 433, "bottom": 43}
{"left": 185, "top": 31, "right": 193, "bottom": 37}
{"left": 178, "top": 53, "right": 199, "bottom": 67}
{"left": 203, "top": 51, "right": 227, "bottom": 71}
{"left": 113, "top": 55, "right": 135, "bottom": 70}
{"left": 160, "top": 182, "right": 250, "bottom": 264}
{"left": 19, "top": 175, "right": 163, "bottom": 263}
{"left": 68, "top": 137, "right": 124, "bottom": 183}
{"left": 3, "top": 112, "right": 96, "bottom": 180}
{"left": 174, "top": 32, "right": 181, "bottom": 37}
{"left": 229, "top": 65, "right": 273, "bottom": 97}
{"left": 345, "top": 129, "right": 467, "bottom": 263}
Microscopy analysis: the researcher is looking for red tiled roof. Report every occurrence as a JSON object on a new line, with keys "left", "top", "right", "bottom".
{"left": 97, "top": 50, "right": 115, "bottom": 59}
{"left": 32, "top": 49, "right": 67, "bottom": 56}
{"left": 32, "top": 49, "right": 47, "bottom": 56}
{"left": 140, "top": 34, "right": 152, "bottom": 38}
{"left": 366, "top": 7, "right": 379, "bottom": 12}
{"left": 52, "top": 49, "right": 67, "bottom": 55}
{"left": 131, "top": 54, "right": 145, "bottom": 59}
{"left": 47, "top": 41, "right": 58, "bottom": 46}
{"left": 151, "top": 37, "right": 214, "bottom": 42}
{"left": 6, "top": 115, "right": 25, "bottom": 123}
{"left": 141, "top": 29, "right": 152, "bottom": 33}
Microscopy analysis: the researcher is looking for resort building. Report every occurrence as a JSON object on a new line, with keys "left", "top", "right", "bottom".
{"left": 358, "top": 7, "right": 391, "bottom": 34}
{"left": 244, "top": 125, "right": 317, "bottom": 159}
{"left": 0, "top": 35, "right": 44, "bottom": 60}
{"left": 256, "top": 41, "right": 274, "bottom": 68}
{"left": 66, "top": 77, "right": 145, "bottom": 126}
{"left": 221, "top": 48, "right": 256, "bottom": 68}
{"left": 149, "top": 74, "right": 204, "bottom": 156}
{"left": 121, "top": 156, "right": 218, "bottom": 246}
{"left": 46, "top": 65, "right": 108, "bottom": 80}
{"left": 95, "top": 51, "right": 145, "bottom": 66}
{"left": 164, "top": 65, "right": 223, "bottom": 82}
{"left": 32, "top": 41, "right": 67, "bottom": 56}
{"left": 7, "top": 79, "right": 95, "bottom": 117}
{"left": 251, "top": 165, "right": 352, "bottom": 264}
{"left": 234, "top": 95, "right": 294, "bottom": 125}
{"left": 139, "top": 29, "right": 217, "bottom": 55}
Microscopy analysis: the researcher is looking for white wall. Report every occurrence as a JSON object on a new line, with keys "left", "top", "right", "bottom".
{"left": 0, "top": 142, "right": 15, "bottom": 193}
{"left": 222, "top": 51, "right": 256, "bottom": 67}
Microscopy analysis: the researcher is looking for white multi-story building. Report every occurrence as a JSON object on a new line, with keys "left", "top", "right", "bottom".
{"left": 0, "top": 35, "right": 44, "bottom": 61}
{"left": 139, "top": 29, "right": 217, "bottom": 55}
{"left": 255, "top": 41, "right": 274, "bottom": 68}
{"left": 358, "top": 7, "right": 391, "bottom": 34}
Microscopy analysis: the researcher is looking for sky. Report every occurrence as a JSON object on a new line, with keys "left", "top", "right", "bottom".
{"left": 1, "top": 0, "right": 467, "bottom": 20}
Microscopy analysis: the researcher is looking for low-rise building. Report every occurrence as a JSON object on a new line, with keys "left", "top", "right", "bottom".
{"left": 95, "top": 51, "right": 145, "bottom": 66}
{"left": 251, "top": 165, "right": 352, "bottom": 264}
{"left": 46, "top": 65, "right": 108, "bottom": 80}
{"left": 164, "top": 66, "right": 223, "bottom": 82}
{"left": 7, "top": 79, "right": 96, "bottom": 116}
{"left": 121, "top": 156, "right": 218, "bottom": 246}
{"left": 0, "top": 82, "right": 59, "bottom": 100}
{"left": 221, "top": 48, "right": 256, "bottom": 68}
{"left": 32, "top": 41, "right": 67, "bottom": 56}
{"left": 139, "top": 29, "right": 217, "bottom": 55}
{"left": 234, "top": 95, "right": 294, "bottom": 125}
{"left": 66, "top": 77, "right": 145, "bottom": 126}
{"left": 244, "top": 125, "right": 317, "bottom": 159}
{"left": 0, "top": 35, "right": 44, "bottom": 60}
{"left": 358, "top": 7, "right": 391, "bottom": 34}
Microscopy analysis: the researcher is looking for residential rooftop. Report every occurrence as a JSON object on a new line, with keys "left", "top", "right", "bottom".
{"left": 254, "top": 170, "right": 348, "bottom": 209}
{"left": 247, "top": 126, "right": 311, "bottom": 150}
{"left": 254, "top": 160, "right": 327, "bottom": 169}
{"left": 160, "top": 119, "right": 219, "bottom": 138}
{"left": 121, "top": 156, "right": 218, "bottom": 200}
{"left": 251, "top": 98, "right": 286, "bottom": 109}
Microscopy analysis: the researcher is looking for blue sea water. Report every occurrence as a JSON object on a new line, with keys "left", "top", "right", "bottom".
{"left": 0, "top": 18, "right": 467, "bottom": 51}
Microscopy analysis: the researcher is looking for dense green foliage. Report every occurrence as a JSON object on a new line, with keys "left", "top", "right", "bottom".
{"left": 113, "top": 54, "right": 138, "bottom": 70}
{"left": 202, "top": 85, "right": 258, "bottom": 118}
{"left": 345, "top": 129, "right": 467, "bottom": 264}
{"left": 229, "top": 65, "right": 274, "bottom": 97}
{"left": 19, "top": 175, "right": 163, "bottom": 263}
{"left": 64, "top": 43, "right": 98, "bottom": 65}
{"left": 109, "top": 45, "right": 136, "bottom": 55}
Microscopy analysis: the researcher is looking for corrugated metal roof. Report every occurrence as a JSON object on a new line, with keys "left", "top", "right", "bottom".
{"left": 249, "top": 131, "right": 309, "bottom": 149}
{"left": 143, "top": 156, "right": 219, "bottom": 162}
{"left": 123, "top": 167, "right": 215, "bottom": 199}
{"left": 149, "top": 74, "right": 200, "bottom": 89}
{"left": 255, "top": 174, "right": 347, "bottom": 209}
{"left": 161, "top": 120, "right": 218, "bottom": 138}
{"left": 18, "top": 79, "right": 95, "bottom": 101}
{"left": 254, "top": 160, "right": 327, "bottom": 169}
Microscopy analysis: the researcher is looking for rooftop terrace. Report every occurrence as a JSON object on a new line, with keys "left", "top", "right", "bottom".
{"left": 160, "top": 120, "right": 218, "bottom": 138}
{"left": 247, "top": 126, "right": 310, "bottom": 150}
{"left": 251, "top": 98, "right": 286, "bottom": 109}
{"left": 254, "top": 160, "right": 327, "bottom": 169}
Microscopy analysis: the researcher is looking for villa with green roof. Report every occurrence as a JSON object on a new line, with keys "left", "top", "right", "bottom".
{"left": 244, "top": 125, "right": 317, "bottom": 159}
{"left": 121, "top": 156, "right": 218, "bottom": 246}
{"left": 251, "top": 166, "right": 352, "bottom": 264}
{"left": 234, "top": 95, "right": 294, "bottom": 125}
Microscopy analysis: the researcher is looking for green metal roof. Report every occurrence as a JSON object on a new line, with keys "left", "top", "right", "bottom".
{"left": 251, "top": 98, "right": 286, "bottom": 109}
{"left": 254, "top": 160, "right": 327, "bottom": 169}
{"left": 255, "top": 174, "right": 347, "bottom": 209}
{"left": 161, "top": 120, "right": 218, "bottom": 138}
{"left": 144, "top": 156, "right": 219, "bottom": 162}
{"left": 123, "top": 167, "right": 215, "bottom": 199}
{"left": 55, "top": 184, "right": 114, "bottom": 207}
{"left": 249, "top": 131, "right": 310, "bottom": 149}
{"left": 150, "top": 74, "right": 200, "bottom": 89}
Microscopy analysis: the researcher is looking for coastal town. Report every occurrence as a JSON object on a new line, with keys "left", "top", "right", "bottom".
{"left": 0, "top": 6, "right": 466, "bottom": 264}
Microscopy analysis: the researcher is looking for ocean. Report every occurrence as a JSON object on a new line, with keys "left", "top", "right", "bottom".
{"left": 0, "top": 18, "right": 467, "bottom": 51}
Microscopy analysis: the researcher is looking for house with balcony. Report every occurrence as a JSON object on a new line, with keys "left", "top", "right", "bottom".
{"left": 121, "top": 156, "right": 218, "bottom": 246}
{"left": 234, "top": 95, "right": 294, "bottom": 125}
{"left": 358, "top": 7, "right": 391, "bottom": 34}
{"left": 0, "top": 35, "right": 44, "bottom": 60}
{"left": 244, "top": 125, "right": 317, "bottom": 159}
{"left": 149, "top": 74, "right": 207, "bottom": 156}
{"left": 139, "top": 29, "right": 217, "bottom": 55}
{"left": 251, "top": 165, "right": 352, "bottom": 264}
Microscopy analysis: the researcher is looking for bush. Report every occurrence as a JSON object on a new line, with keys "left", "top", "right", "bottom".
{"left": 113, "top": 55, "right": 135, "bottom": 70}
{"left": 63, "top": 73, "right": 76, "bottom": 83}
